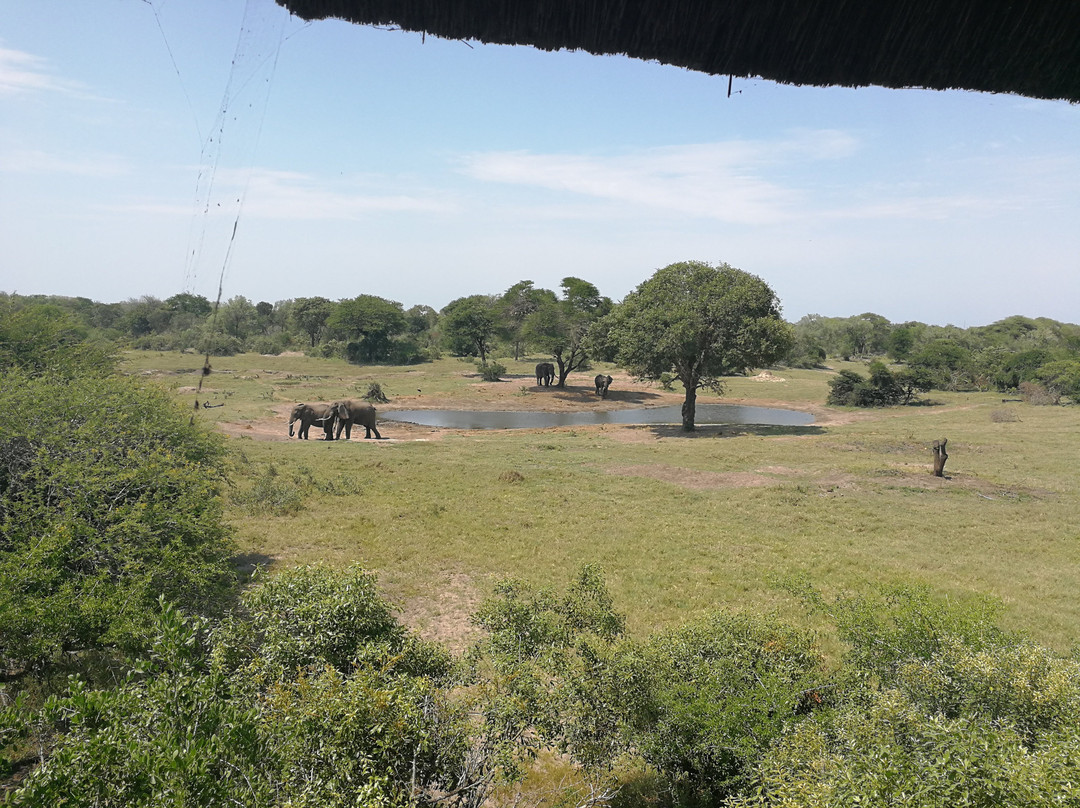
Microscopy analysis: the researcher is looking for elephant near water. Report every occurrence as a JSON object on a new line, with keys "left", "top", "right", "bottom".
{"left": 535, "top": 362, "right": 555, "bottom": 387}
{"left": 288, "top": 402, "right": 335, "bottom": 440}
{"left": 594, "top": 374, "right": 613, "bottom": 399}
{"left": 328, "top": 399, "right": 382, "bottom": 440}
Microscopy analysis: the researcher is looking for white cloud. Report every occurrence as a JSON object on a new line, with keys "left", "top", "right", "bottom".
{"left": 0, "top": 148, "right": 128, "bottom": 177}
{"left": 457, "top": 131, "right": 865, "bottom": 225}
{"left": 0, "top": 46, "right": 89, "bottom": 97}
{"left": 240, "top": 169, "right": 457, "bottom": 219}
{"left": 109, "top": 167, "right": 458, "bottom": 219}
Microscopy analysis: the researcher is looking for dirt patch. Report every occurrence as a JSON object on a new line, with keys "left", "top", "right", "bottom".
{"left": 397, "top": 572, "right": 484, "bottom": 654}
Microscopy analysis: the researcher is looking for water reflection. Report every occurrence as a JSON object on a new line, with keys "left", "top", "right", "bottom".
{"left": 381, "top": 404, "right": 813, "bottom": 430}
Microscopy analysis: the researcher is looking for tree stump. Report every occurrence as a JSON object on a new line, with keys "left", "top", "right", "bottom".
{"left": 931, "top": 438, "right": 948, "bottom": 477}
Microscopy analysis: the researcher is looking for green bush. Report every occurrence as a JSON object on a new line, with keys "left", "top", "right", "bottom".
{"left": 633, "top": 612, "right": 823, "bottom": 804}
{"left": 730, "top": 584, "right": 1080, "bottom": 807}
{"left": 730, "top": 688, "right": 1080, "bottom": 808}
{"left": 8, "top": 569, "right": 467, "bottom": 807}
{"left": 0, "top": 302, "right": 114, "bottom": 378}
{"left": 246, "top": 335, "right": 281, "bottom": 355}
{"left": 477, "top": 360, "right": 507, "bottom": 381}
{"left": 213, "top": 564, "right": 449, "bottom": 681}
{"left": 0, "top": 372, "right": 235, "bottom": 672}
{"left": 196, "top": 331, "right": 244, "bottom": 356}
{"left": 1035, "top": 359, "right": 1080, "bottom": 401}
{"left": 826, "top": 362, "right": 930, "bottom": 407}
{"left": 4, "top": 601, "right": 272, "bottom": 808}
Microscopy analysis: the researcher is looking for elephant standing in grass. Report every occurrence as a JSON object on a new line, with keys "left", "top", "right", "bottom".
{"left": 328, "top": 399, "right": 382, "bottom": 440}
{"left": 288, "top": 403, "right": 335, "bottom": 440}
{"left": 594, "top": 375, "right": 613, "bottom": 399}
{"left": 535, "top": 362, "right": 555, "bottom": 387}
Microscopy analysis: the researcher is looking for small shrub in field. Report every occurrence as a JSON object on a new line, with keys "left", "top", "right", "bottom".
{"left": 231, "top": 465, "right": 305, "bottom": 516}
{"left": 659, "top": 371, "right": 676, "bottom": 390}
{"left": 231, "top": 464, "right": 355, "bottom": 515}
{"left": 360, "top": 381, "right": 389, "bottom": 403}
{"left": 1020, "top": 380, "right": 1059, "bottom": 405}
{"left": 499, "top": 470, "right": 525, "bottom": 483}
{"left": 197, "top": 331, "right": 243, "bottom": 356}
{"left": 990, "top": 407, "right": 1021, "bottom": 423}
{"left": 827, "top": 363, "right": 930, "bottom": 407}
{"left": 247, "top": 336, "right": 281, "bottom": 355}
{"left": 477, "top": 360, "right": 507, "bottom": 381}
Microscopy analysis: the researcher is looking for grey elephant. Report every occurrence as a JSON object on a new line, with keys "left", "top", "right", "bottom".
{"left": 327, "top": 399, "right": 382, "bottom": 440}
{"left": 288, "top": 402, "right": 335, "bottom": 440}
{"left": 594, "top": 374, "right": 613, "bottom": 399}
{"left": 535, "top": 362, "right": 555, "bottom": 387}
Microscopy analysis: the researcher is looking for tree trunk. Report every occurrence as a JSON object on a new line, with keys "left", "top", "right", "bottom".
{"left": 555, "top": 354, "right": 568, "bottom": 387}
{"left": 681, "top": 385, "right": 697, "bottom": 431}
{"left": 932, "top": 438, "right": 948, "bottom": 477}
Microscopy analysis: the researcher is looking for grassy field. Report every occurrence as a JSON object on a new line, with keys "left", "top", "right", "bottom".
{"left": 124, "top": 350, "right": 1080, "bottom": 653}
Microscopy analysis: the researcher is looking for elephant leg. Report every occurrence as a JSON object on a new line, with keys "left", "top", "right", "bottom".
{"left": 366, "top": 423, "right": 381, "bottom": 439}
{"left": 343, "top": 422, "right": 353, "bottom": 440}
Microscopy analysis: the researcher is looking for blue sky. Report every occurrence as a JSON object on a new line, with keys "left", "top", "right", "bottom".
{"left": 2, "top": 0, "right": 1078, "bottom": 326}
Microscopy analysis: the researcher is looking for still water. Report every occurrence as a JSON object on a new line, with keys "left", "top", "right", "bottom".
{"left": 380, "top": 404, "right": 813, "bottom": 430}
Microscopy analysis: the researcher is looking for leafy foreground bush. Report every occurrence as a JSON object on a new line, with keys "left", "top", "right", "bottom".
{"left": 729, "top": 585, "right": 1080, "bottom": 807}
{"left": 470, "top": 566, "right": 824, "bottom": 805}
{"left": 6, "top": 568, "right": 1080, "bottom": 807}
{"left": 5, "top": 566, "right": 469, "bottom": 808}
{"left": 0, "top": 372, "right": 236, "bottom": 673}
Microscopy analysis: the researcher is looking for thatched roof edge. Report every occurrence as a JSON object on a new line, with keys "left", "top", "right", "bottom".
{"left": 274, "top": 0, "right": 1080, "bottom": 102}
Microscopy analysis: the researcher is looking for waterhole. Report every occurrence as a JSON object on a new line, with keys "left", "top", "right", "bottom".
{"left": 380, "top": 404, "right": 813, "bottom": 430}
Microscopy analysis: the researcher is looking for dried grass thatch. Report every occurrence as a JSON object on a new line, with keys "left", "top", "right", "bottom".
{"left": 276, "top": 1, "right": 1080, "bottom": 101}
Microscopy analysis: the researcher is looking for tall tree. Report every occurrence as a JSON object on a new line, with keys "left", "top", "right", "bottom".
{"left": 291, "top": 297, "right": 335, "bottom": 347}
{"left": 523, "top": 278, "right": 611, "bottom": 387}
{"left": 602, "top": 261, "right": 792, "bottom": 430}
{"left": 219, "top": 295, "right": 259, "bottom": 341}
{"left": 441, "top": 295, "right": 498, "bottom": 365}
{"left": 496, "top": 280, "right": 554, "bottom": 360}
{"left": 328, "top": 295, "right": 407, "bottom": 363}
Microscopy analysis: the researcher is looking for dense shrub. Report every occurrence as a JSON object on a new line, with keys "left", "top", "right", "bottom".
{"left": 782, "top": 334, "right": 827, "bottom": 368}
{"left": 0, "top": 302, "right": 114, "bottom": 378}
{"left": 826, "top": 363, "right": 931, "bottom": 407}
{"left": 730, "top": 586, "right": 1080, "bottom": 808}
{"left": 9, "top": 567, "right": 466, "bottom": 808}
{"left": 4, "top": 602, "right": 270, "bottom": 808}
{"left": 1034, "top": 359, "right": 1080, "bottom": 401}
{"left": 476, "top": 360, "right": 507, "bottom": 381}
{"left": 634, "top": 613, "right": 823, "bottom": 804}
{"left": 196, "top": 331, "right": 244, "bottom": 356}
{"left": 0, "top": 372, "right": 235, "bottom": 672}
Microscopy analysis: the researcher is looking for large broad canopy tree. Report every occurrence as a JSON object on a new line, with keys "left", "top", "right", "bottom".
{"left": 291, "top": 296, "right": 335, "bottom": 347}
{"left": 328, "top": 294, "right": 407, "bottom": 363}
{"left": 440, "top": 294, "right": 498, "bottom": 365}
{"left": 603, "top": 261, "right": 793, "bottom": 430}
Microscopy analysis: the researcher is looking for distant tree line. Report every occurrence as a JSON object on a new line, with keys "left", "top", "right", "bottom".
{"left": 787, "top": 312, "right": 1080, "bottom": 405}
{"left": 6, "top": 281, "right": 1079, "bottom": 409}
